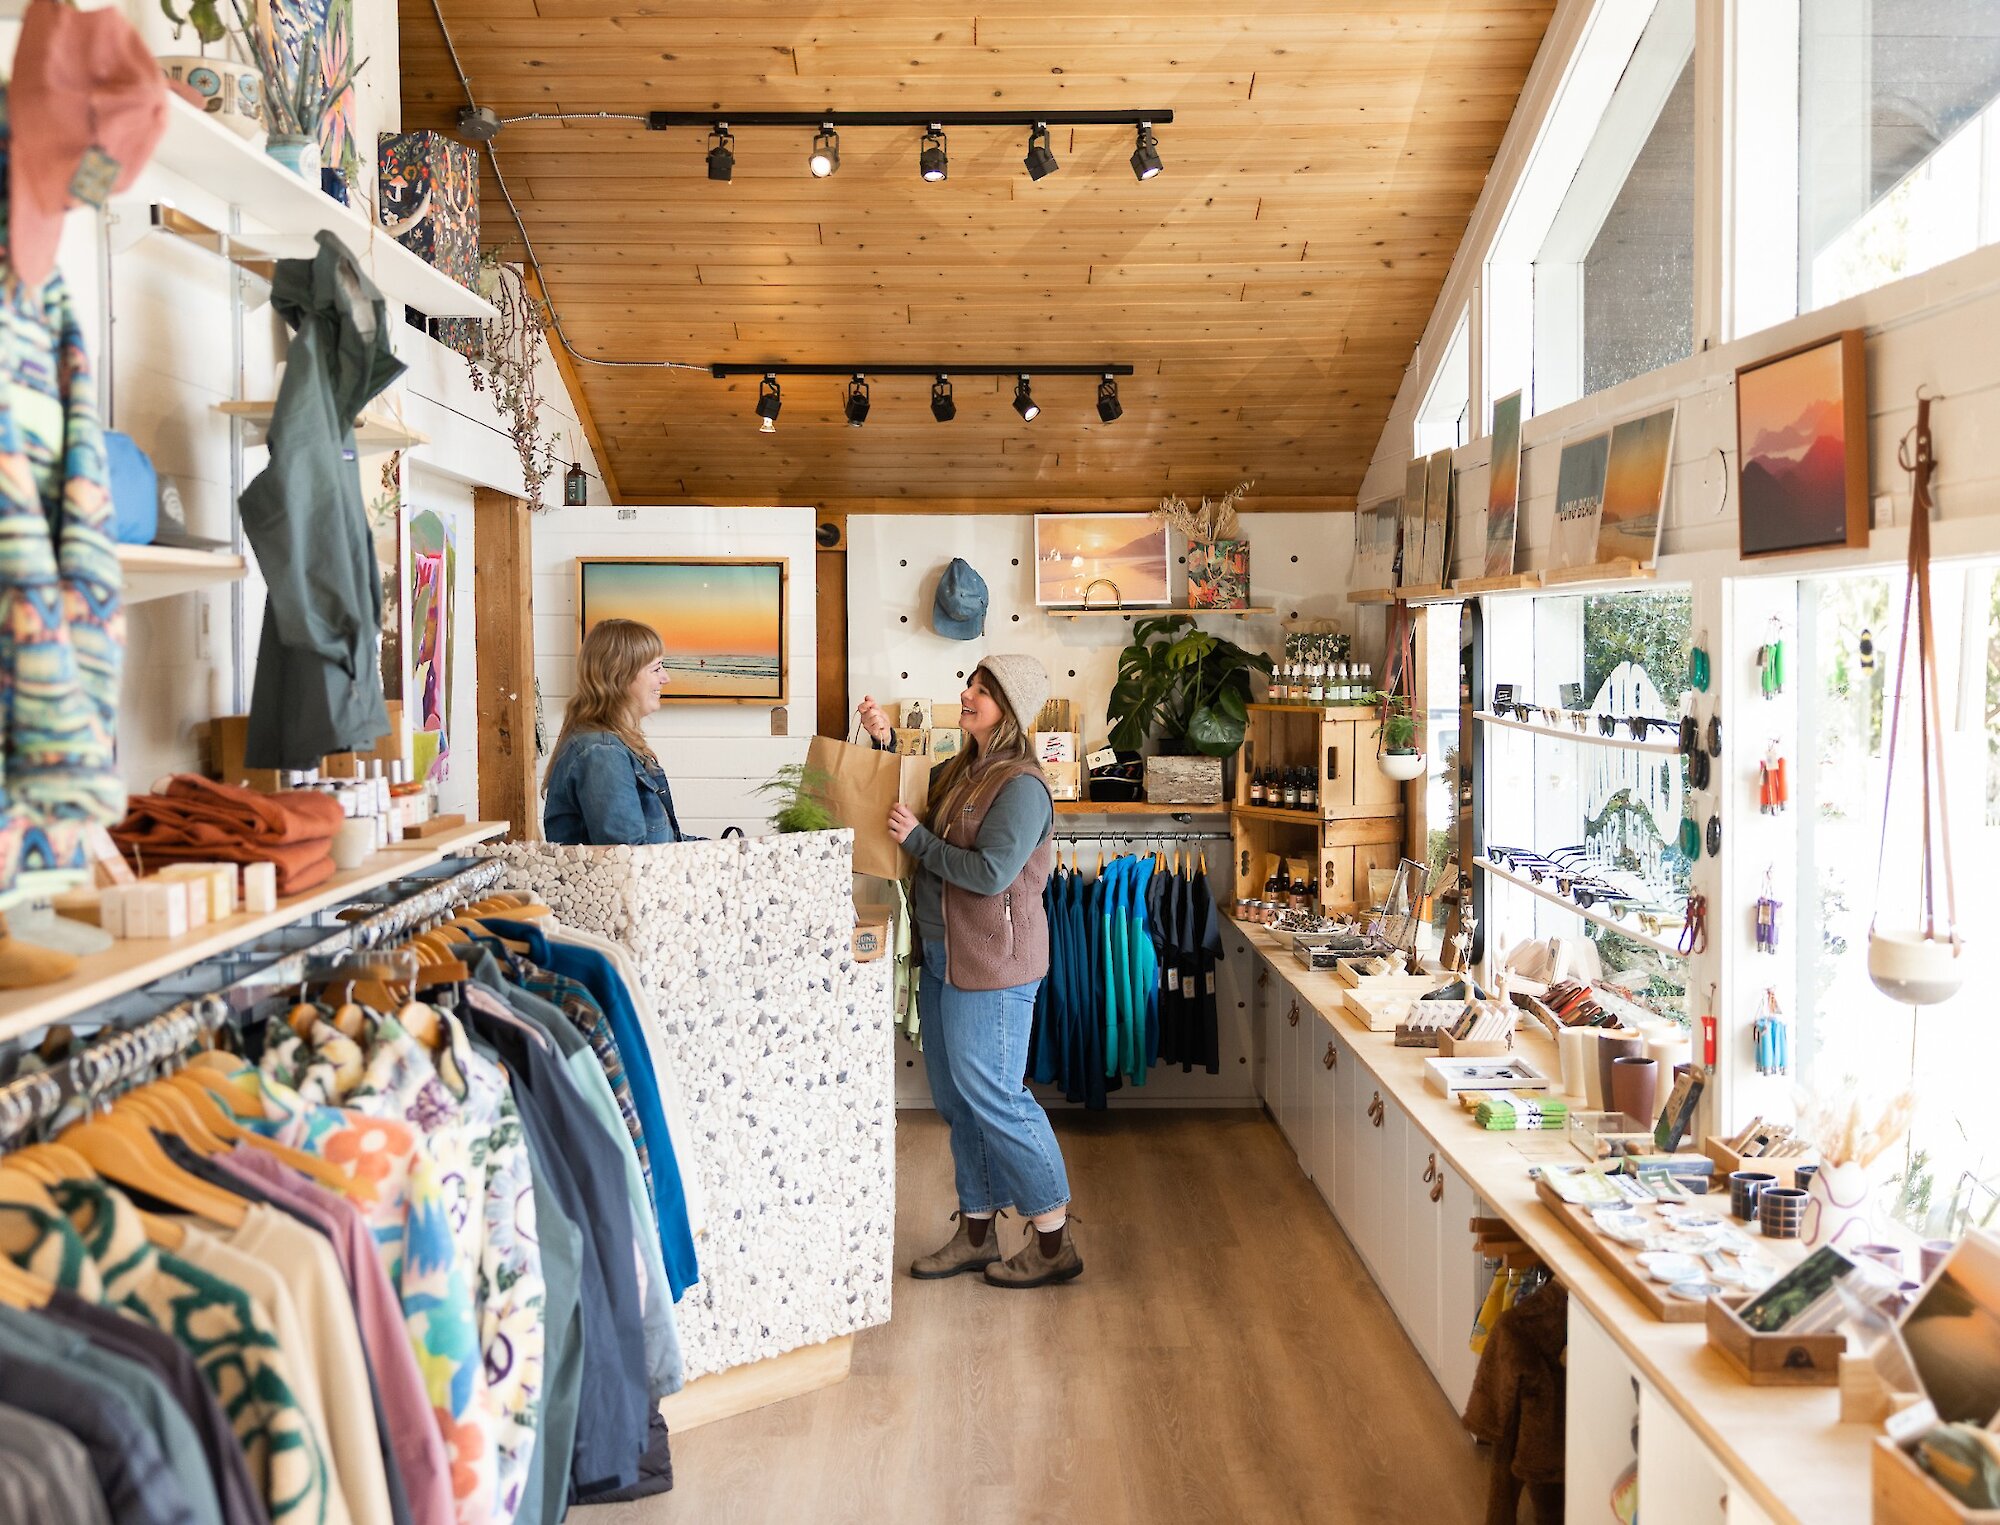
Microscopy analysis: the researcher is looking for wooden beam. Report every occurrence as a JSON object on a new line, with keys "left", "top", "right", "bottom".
{"left": 815, "top": 511, "right": 849, "bottom": 740}
{"left": 472, "top": 488, "right": 539, "bottom": 840}
{"left": 524, "top": 266, "right": 625, "bottom": 504}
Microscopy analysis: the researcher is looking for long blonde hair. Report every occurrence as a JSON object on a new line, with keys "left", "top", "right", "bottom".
{"left": 547, "top": 618, "right": 663, "bottom": 788}
{"left": 925, "top": 665, "right": 1039, "bottom": 832}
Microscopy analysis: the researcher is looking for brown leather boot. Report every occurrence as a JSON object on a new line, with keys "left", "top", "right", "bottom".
{"left": 909, "top": 1212, "right": 1004, "bottom": 1280}
{"left": 983, "top": 1219, "right": 1083, "bottom": 1289}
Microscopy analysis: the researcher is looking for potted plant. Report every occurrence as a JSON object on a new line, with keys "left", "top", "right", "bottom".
{"left": 754, "top": 762, "right": 837, "bottom": 834}
{"left": 227, "top": 0, "right": 366, "bottom": 181}
{"left": 1108, "top": 614, "right": 1272, "bottom": 757}
{"left": 1370, "top": 690, "right": 1426, "bottom": 781}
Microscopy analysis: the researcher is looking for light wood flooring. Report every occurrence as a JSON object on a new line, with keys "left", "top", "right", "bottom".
{"left": 597, "top": 1109, "right": 1491, "bottom": 1525}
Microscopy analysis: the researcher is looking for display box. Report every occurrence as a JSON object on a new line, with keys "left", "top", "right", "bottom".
{"left": 1873, "top": 1436, "right": 2000, "bottom": 1524}
{"left": 1702, "top": 1135, "right": 1813, "bottom": 1191}
{"left": 1041, "top": 760, "right": 1081, "bottom": 801}
{"left": 1568, "top": 1109, "right": 1656, "bottom": 1161}
{"left": 1705, "top": 1294, "right": 1845, "bottom": 1386}
{"left": 376, "top": 131, "right": 481, "bottom": 358}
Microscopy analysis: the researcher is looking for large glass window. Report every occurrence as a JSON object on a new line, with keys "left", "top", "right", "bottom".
{"left": 1415, "top": 313, "right": 1471, "bottom": 458}
{"left": 1485, "top": 0, "right": 1694, "bottom": 421}
{"left": 1795, "top": 560, "right": 2000, "bottom": 1239}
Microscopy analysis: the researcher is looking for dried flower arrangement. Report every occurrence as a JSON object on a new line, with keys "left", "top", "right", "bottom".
{"left": 467, "top": 257, "right": 562, "bottom": 511}
{"left": 1794, "top": 1086, "right": 1916, "bottom": 1169}
{"left": 1154, "top": 480, "right": 1252, "bottom": 543}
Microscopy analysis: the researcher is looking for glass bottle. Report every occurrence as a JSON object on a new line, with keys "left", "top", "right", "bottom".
{"left": 1249, "top": 768, "right": 1266, "bottom": 807}
{"left": 1302, "top": 765, "right": 1319, "bottom": 812}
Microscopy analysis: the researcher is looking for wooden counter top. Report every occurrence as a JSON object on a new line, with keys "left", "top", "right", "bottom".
{"left": 1231, "top": 919, "right": 1872, "bottom": 1525}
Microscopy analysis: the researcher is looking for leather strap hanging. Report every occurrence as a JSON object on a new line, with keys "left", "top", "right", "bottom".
{"left": 1871, "top": 395, "right": 1958, "bottom": 946}
{"left": 1375, "top": 601, "right": 1419, "bottom": 757}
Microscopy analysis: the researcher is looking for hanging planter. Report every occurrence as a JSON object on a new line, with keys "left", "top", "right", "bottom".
{"left": 1867, "top": 394, "right": 1967, "bottom": 1006}
{"left": 1372, "top": 602, "right": 1425, "bottom": 781}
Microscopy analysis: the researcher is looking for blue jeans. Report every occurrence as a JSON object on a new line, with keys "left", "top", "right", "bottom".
{"left": 919, "top": 941, "right": 1072, "bottom": 1218}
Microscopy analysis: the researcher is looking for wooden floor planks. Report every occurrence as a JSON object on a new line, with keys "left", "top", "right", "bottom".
{"left": 594, "top": 1108, "right": 1492, "bottom": 1524}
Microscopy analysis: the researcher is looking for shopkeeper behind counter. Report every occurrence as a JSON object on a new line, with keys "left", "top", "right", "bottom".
{"left": 858, "top": 656, "right": 1081, "bottom": 1290}
{"left": 544, "top": 618, "right": 691, "bottom": 845}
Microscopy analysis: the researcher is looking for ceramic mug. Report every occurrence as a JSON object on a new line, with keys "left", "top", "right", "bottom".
{"left": 1729, "top": 1171, "right": 1776, "bottom": 1222}
{"left": 1921, "top": 1239, "right": 1955, "bottom": 1283}
{"left": 159, "top": 56, "right": 265, "bottom": 140}
{"left": 1853, "top": 1244, "right": 1904, "bottom": 1276}
{"left": 1610, "top": 1056, "right": 1660, "bottom": 1126}
{"left": 331, "top": 818, "right": 375, "bottom": 871}
{"left": 1760, "top": 1186, "right": 1809, "bottom": 1239}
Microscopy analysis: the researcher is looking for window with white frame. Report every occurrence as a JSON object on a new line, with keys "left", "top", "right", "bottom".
{"left": 1483, "top": 0, "right": 1695, "bottom": 425}
{"left": 1733, "top": 0, "right": 2000, "bottom": 335}
{"left": 1792, "top": 559, "right": 2000, "bottom": 1240}
{"left": 1414, "top": 312, "right": 1471, "bottom": 458}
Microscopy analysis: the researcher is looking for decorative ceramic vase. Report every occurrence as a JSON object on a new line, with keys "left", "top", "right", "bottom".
{"left": 1803, "top": 1160, "right": 1873, "bottom": 1250}
{"left": 1379, "top": 750, "right": 1426, "bottom": 782}
{"left": 1610, "top": 1056, "right": 1659, "bottom": 1127}
{"left": 1186, "top": 538, "right": 1250, "bottom": 609}
{"left": 266, "top": 133, "right": 321, "bottom": 181}
{"left": 1595, "top": 1031, "right": 1645, "bottom": 1115}
{"left": 1557, "top": 1026, "right": 1594, "bottom": 1102}
{"left": 1867, "top": 927, "right": 1967, "bottom": 1006}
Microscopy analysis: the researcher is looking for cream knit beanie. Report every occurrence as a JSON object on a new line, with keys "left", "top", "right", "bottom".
{"left": 977, "top": 653, "right": 1050, "bottom": 733}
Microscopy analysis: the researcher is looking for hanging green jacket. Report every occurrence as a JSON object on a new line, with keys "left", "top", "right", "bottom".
{"left": 240, "top": 231, "right": 402, "bottom": 769}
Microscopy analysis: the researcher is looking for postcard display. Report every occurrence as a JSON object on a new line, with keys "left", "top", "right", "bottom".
{"left": 480, "top": 832, "right": 896, "bottom": 1378}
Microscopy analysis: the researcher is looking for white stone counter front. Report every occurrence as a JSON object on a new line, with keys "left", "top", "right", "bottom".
{"left": 478, "top": 829, "right": 894, "bottom": 1380}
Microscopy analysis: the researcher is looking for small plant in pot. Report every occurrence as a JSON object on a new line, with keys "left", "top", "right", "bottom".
{"left": 1369, "top": 691, "right": 1426, "bottom": 782}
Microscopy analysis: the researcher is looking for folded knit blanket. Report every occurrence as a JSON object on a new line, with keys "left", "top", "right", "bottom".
{"left": 111, "top": 774, "right": 345, "bottom": 894}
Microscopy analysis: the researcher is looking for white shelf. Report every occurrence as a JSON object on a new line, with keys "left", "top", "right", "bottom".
{"left": 0, "top": 819, "right": 507, "bottom": 1044}
{"left": 1046, "top": 606, "right": 1276, "bottom": 621}
{"left": 117, "top": 544, "right": 248, "bottom": 604}
{"left": 1473, "top": 856, "right": 1686, "bottom": 958}
{"left": 1473, "top": 710, "right": 1683, "bottom": 755}
{"left": 144, "top": 96, "right": 496, "bottom": 321}
{"left": 217, "top": 400, "right": 429, "bottom": 451}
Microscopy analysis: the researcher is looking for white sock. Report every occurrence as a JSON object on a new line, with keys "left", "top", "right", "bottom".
{"left": 964, "top": 1210, "right": 994, "bottom": 1221}
{"left": 1032, "top": 1211, "right": 1066, "bottom": 1234}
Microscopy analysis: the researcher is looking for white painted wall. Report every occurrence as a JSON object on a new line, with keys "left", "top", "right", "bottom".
{"left": 528, "top": 506, "right": 816, "bottom": 840}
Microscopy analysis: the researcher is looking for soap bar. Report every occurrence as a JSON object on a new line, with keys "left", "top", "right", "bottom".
{"left": 242, "top": 862, "right": 278, "bottom": 914}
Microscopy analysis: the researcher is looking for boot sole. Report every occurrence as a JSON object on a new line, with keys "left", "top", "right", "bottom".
{"left": 983, "top": 1259, "right": 1084, "bottom": 1290}
{"left": 909, "top": 1256, "right": 1001, "bottom": 1280}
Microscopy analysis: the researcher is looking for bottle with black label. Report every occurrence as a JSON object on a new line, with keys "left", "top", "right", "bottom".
{"left": 1302, "top": 765, "right": 1319, "bottom": 812}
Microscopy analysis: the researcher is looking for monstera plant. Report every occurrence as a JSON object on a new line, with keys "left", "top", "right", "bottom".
{"left": 1108, "top": 615, "right": 1272, "bottom": 758}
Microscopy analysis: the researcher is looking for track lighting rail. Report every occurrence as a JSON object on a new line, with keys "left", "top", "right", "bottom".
{"left": 648, "top": 110, "right": 1173, "bottom": 129}
{"left": 709, "top": 364, "right": 1134, "bottom": 377}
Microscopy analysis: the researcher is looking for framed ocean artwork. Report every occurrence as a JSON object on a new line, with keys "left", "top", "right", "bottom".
{"left": 1549, "top": 431, "right": 1612, "bottom": 571}
{"left": 1598, "top": 406, "right": 1677, "bottom": 566}
{"left": 1484, "top": 390, "right": 1523, "bottom": 579}
{"left": 1033, "top": 513, "right": 1172, "bottom": 607}
{"left": 576, "top": 557, "right": 789, "bottom": 703}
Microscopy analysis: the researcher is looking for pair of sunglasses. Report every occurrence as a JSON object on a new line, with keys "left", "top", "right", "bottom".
{"left": 1495, "top": 701, "right": 1535, "bottom": 722}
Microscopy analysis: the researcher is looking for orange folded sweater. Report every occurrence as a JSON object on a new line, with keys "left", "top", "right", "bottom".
{"left": 112, "top": 774, "right": 347, "bottom": 894}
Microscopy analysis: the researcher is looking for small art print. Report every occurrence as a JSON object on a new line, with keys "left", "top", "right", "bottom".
{"left": 1033, "top": 513, "right": 1172, "bottom": 607}
{"left": 576, "top": 558, "right": 788, "bottom": 702}
{"left": 1735, "top": 330, "right": 1870, "bottom": 558}
{"left": 1399, "top": 458, "right": 1429, "bottom": 587}
{"left": 1423, "top": 448, "right": 1453, "bottom": 585}
{"left": 1550, "top": 432, "right": 1612, "bottom": 571}
{"left": 1484, "top": 390, "right": 1523, "bottom": 579}
{"left": 1598, "top": 406, "right": 1677, "bottom": 566}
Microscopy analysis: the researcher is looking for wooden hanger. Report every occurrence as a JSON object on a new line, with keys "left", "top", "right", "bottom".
{"left": 162, "top": 1072, "right": 349, "bottom": 1192}
{"left": 0, "top": 1250, "right": 48, "bottom": 1308}
{"left": 58, "top": 1111, "right": 248, "bottom": 1228}
{"left": 8, "top": 1139, "right": 95, "bottom": 1186}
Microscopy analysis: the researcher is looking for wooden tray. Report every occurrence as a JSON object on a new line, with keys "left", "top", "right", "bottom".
{"left": 1533, "top": 1176, "right": 1703, "bottom": 1323}
{"left": 1705, "top": 1294, "right": 1845, "bottom": 1386}
{"left": 1702, "top": 1135, "right": 1814, "bottom": 1192}
{"left": 1875, "top": 1437, "right": 2000, "bottom": 1524}
{"left": 1341, "top": 980, "right": 1451, "bottom": 1031}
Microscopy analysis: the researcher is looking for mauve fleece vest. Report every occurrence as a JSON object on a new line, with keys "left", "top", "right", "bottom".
{"left": 936, "top": 760, "right": 1054, "bottom": 992}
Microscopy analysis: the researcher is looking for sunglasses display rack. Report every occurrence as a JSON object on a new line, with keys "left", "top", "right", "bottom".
{"left": 1474, "top": 707, "right": 1683, "bottom": 755}
{"left": 1472, "top": 855, "right": 1687, "bottom": 959}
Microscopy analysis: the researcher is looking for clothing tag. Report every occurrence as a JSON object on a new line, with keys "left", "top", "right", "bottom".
{"left": 1182, "top": 976, "right": 1196, "bottom": 998}
{"left": 1204, "top": 972, "right": 1216, "bottom": 995}
{"left": 1085, "top": 746, "right": 1119, "bottom": 771}
{"left": 70, "top": 147, "right": 121, "bottom": 208}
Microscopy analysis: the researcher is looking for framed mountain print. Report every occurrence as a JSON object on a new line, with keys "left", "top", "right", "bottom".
{"left": 1735, "top": 330, "right": 1869, "bottom": 559}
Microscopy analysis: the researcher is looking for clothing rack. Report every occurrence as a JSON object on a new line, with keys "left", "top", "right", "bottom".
{"left": 1053, "top": 830, "right": 1232, "bottom": 843}
{"left": 0, "top": 855, "right": 510, "bottom": 1146}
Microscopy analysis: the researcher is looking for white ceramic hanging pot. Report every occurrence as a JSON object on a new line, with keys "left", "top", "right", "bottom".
{"left": 1378, "top": 750, "right": 1426, "bottom": 782}
{"left": 1867, "top": 927, "right": 1967, "bottom": 1007}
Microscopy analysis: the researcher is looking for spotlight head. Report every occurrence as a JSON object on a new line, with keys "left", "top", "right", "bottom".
{"left": 930, "top": 375, "right": 956, "bottom": 423}
{"left": 844, "top": 374, "right": 871, "bottom": 428}
{"left": 755, "top": 374, "right": 782, "bottom": 429}
{"left": 1012, "top": 375, "right": 1040, "bottom": 423}
{"left": 809, "top": 125, "right": 840, "bottom": 178}
{"left": 1096, "top": 375, "right": 1123, "bottom": 424}
{"left": 1130, "top": 122, "right": 1163, "bottom": 181}
{"left": 919, "top": 125, "right": 948, "bottom": 183}
{"left": 707, "top": 124, "right": 735, "bottom": 182}
{"left": 456, "top": 105, "right": 503, "bottom": 142}
{"left": 1024, "top": 123, "right": 1059, "bottom": 181}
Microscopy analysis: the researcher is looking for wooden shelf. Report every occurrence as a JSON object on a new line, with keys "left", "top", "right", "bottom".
{"left": 1399, "top": 584, "right": 1461, "bottom": 605}
{"left": 1248, "top": 703, "right": 1377, "bottom": 718}
{"left": 1044, "top": 606, "right": 1276, "bottom": 620}
{"left": 1452, "top": 571, "right": 1540, "bottom": 596}
{"left": 141, "top": 96, "right": 496, "bottom": 321}
{"left": 1230, "top": 803, "right": 1327, "bottom": 826}
{"left": 1473, "top": 856, "right": 1686, "bottom": 957}
{"left": 1473, "top": 710, "right": 1683, "bottom": 755}
{"left": 218, "top": 400, "right": 429, "bottom": 451}
{"left": 1539, "top": 559, "right": 1657, "bottom": 590}
{"left": 117, "top": 544, "right": 248, "bottom": 604}
{"left": 1347, "top": 587, "right": 1402, "bottom": 605}
{"left": 1053, "top": 801, "right": 1229, "bottom": 815}
{"left": 0, "top": 819, "right": 507, "bottom": 1045}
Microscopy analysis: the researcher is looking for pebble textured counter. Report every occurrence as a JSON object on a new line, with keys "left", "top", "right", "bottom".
{"left": 480, "top": 830, "right": 895, "bottom": 1380}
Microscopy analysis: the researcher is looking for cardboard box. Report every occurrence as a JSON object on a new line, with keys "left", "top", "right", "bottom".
{"left": 1035, "top": 731, "right": 1078, "bottom": 763}
{"left": 852, "top": 919, "right": 890, "bottom": 962}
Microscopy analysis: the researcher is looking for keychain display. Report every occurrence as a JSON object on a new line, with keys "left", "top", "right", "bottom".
{"left": 1700, "top": 983, "right": 1718, "bottom": 1067}
{"left": 1858, "top": 627, "right": 1875, "bottom": 673}
{"left": 1758, "top": 620, "right": 1786, "bottom": 697}
{"left": 1679, "top": 797, "right": 1702, "bottom": 860}
{"left": 1706, "top": 811, "right": 1722, "bottom": 856}
{"left": 1678, "top": 893, "right": 1709, "bottom": 955}
{"left": 1754, "top": 988, "right": 1790, "bottom": 1076}
{"left": 1690, "top": 630, "right": 1712, "bottom": 693}
{"left": 1755, "top": 871, "right": 1783, "bottom": 953}
{"left": 1758, "top": 743, "right": 1789, "bottom": 814}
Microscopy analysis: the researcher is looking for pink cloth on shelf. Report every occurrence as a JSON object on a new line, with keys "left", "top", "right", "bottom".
{"left": 218, "top": 1146, "right": 457, "bottom": 1525}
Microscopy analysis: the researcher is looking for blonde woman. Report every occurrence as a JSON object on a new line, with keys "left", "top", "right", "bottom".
{"left": 858, "top": 656, "right": 1081, "bottom": 1288}
{"left": 544, "top": 618, "right": 688, "bottom": 844}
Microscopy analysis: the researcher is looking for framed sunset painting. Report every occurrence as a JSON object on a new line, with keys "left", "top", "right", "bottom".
{"left": 1033, "top": 514, "right": 1172, "bottom": 607}
{"left": 1735, "top": 330, "right": 1869, "bottom": 559}
{"left": 576, "top": 557, "right": 789, "bottom": 703}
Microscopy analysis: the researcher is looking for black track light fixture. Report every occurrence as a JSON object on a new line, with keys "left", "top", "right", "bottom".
{"left": 1130, "top": 121, "right": 1163, "bottom": 181}
{"left": 809, "top": 125, "right": 840, "bottom": 178}
{"left": 1013, "top": 375, "right": 1040, "bottom": 422}
{"left": 919, "top": 125, "right": 948, "bottom": 183}
{"left": 844, "top": 374, "right": 872, "bottom": 427}
{"left": 930, "top": 375, "right": 956, "bottom": 423}
{"left": 755, "top": 374, "right": 782, "bottom": 432}
{"left": 1096, "top": 374, "right": 1123, "bottom": 424}
{"left": 707, "top": 123, "right": 735, "bottom": 182}
{"left": 1024, "top": 123, "right": 1059, "bottom": 181}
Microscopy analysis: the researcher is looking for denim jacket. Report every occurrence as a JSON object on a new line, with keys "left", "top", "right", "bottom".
{"left": 543, "top": 731, "right": 685, "bottom": 845}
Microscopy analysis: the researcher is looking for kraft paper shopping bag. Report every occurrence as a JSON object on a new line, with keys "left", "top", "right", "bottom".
{"left": 805, "top": 731, "right": 931, "bottom": 880}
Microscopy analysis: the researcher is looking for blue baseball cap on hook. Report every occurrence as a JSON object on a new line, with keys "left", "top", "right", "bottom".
{"left": 932, "top": 557, "right": 988, "bottom": 640}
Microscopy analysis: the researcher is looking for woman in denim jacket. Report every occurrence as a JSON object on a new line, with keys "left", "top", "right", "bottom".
{"left": 544, "top": 618, "right": 689, "bottom": 844}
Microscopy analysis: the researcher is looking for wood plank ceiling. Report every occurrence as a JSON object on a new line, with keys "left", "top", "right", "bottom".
{"left": 397, "top": 2, "right": 1554, "bottom": 511}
